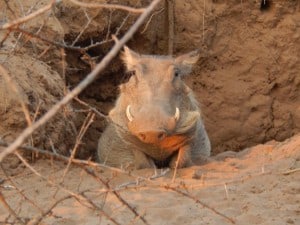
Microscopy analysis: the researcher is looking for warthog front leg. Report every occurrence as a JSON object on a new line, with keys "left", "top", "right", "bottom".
{"left": 169, "top": 145, "right": 193, "bottom": 169}
{"left": 132, "top": 149, "right": 156, "bottom": 169}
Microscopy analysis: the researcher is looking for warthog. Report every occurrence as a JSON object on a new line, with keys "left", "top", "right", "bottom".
{"left": 97, "top": 47, "right": 211, "bottom": 169}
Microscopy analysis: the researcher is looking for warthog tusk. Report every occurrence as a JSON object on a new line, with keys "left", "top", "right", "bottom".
{"left": 174, "top": 107, "right": 180, "bottom": 121}
{"left": 126, "top": 105, "right": 134, "bottom": 122}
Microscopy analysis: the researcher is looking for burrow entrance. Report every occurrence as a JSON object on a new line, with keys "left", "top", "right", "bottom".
{"left": 61, "top": 0, "right": 300, "bottom": 159}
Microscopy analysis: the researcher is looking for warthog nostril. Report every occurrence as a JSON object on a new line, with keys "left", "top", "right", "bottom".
{"left": 138, "top": 133, "right": 146, "bottom": 141}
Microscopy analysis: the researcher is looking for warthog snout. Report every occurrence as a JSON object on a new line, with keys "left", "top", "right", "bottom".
{"left": 137, "top": 130, "right": 166, "bottom": 143}
{"left": 126, "top": 105, "right": 180, "bottom": 144}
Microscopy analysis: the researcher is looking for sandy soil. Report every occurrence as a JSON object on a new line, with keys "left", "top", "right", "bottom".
{"left": 0, "top": 134, "right": 299, "bottom": 224}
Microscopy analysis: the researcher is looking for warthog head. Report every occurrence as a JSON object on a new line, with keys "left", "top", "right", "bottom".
{"left": 110, "top": 47, "right": 200, "bottom": 146}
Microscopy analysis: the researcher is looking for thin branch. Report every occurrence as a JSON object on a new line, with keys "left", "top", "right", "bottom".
{"left": 12, "top": 152, "right": 122, "bottom": 224}
{"left": 68, "top": 0, "right": 145, "bottom": 14}
{"left": 71, "top": 10, "right": 96, "bottom": 47}
{"left": 172, "top": 148, "right": 182, "bottom": 183}
{"left": 0, "top": 140, "right": 172, "bottom": 192}
{"left": 0, "top": 162, "right": 44, "bottom": 214}
{"left": 0, "top": 140, "right": 124, "bottom": 174}
{"left": 167, "top": 186, "right": 236, "bottom": 224}
{"left": 282, "top": 167, "right": 300, "bottom": 175}
{"left": 84, "top": 168, "right": 150, "bottom": 225}
{"left": 74, "top": 97, "right": 108, "bottom": 119}
{"left": 12, "top": 27, "right": 82, "bottom": 50}
{"left": 141, "top": 7, "right": 165, "bottom": 34}
{"left": 0, "top": 191, "right": 25, "bottom": 224}
{"left": 26, "top": 195, "right": 72, "bottom": 225}
{"left": 0, "top": 0, "right": 57, "bottom": 30}
{"left": 11, "top": 27, "right": 113, "bottom": 51}
{"left": 166, "top": 0, "right": 174, "bottom": 55}
{"left": 0, "top": 0, "right": 162, "bottom": 163}
{"left": 80, "top": 191, "right": 121, "bottom": 225}
{"left": 61, "top": 112, "right": 95, "bottom": 182}
{"left": 117, "top": 168, "right": 170, "bottom": 189}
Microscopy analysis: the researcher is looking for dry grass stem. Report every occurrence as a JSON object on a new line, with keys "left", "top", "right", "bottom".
{"left": 84, "top": 167, "right": 150, "bottom": 225}
{"left": 68, "top": 0, "right": 145, "bottom": 14}
{"left": 141, "top": 7, "right": 165, "bottom": 34}
{"left": 61, "top": 112, "right": 95, "bottom": 182}
{"left": 282, "top": 168, "right": 300, "bottom": 175}
{"left": 166, "top": 186, "right": 236, "bottom": 224}
{"left": 0, "top": 192, "right": 25, "bottom": 224}
{"left": 0, "top": 0, "right": 57, "bottom": 30}
{"left": 166, "top": 0, "right": 174, "bottom": 54}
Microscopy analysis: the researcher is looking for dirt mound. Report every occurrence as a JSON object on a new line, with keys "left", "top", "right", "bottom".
{"left": 0, "top": 41, "right": 75, "bottom": 154}
{"left": 1, "top": 134, "right": 299, "bottom": 224}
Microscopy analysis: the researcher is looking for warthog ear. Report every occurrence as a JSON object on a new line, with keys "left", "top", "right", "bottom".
{"left": 121, "top": 46, "right": 140, "bottom": 71}
{"left": 174, "top": 50, "right": 200, "bottom": 75}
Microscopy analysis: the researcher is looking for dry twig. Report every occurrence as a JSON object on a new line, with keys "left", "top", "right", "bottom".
{"left": 141, "top": 7, "right": 165, "bottom": 34}
{"left": 282, "top": 168, "right": 300, "bottom": 175}
{"left": 0, "top": 0, "right": 57, "bottom": 30}
{"left": 74, "top": 97, "right": 108, "bottom": 119}
{"left": 0, "top": 162, "right": 44, "bottom": 214}
{"left": 166, "top": 0, "right": 174, "bottom": 54}
{"left": 0, "top": 192, "right": 25, "bottom": 224}
{"left": 26, "top": 195, "right": 72, "bottom": 225}
{"left": 166, "top": 186, "right": 236, "bottom": 224}
{"left": 0, "top": 140, "right": 123, "bottom": 174}
{"left": 68, "top": 0, "right": 145, "bottom": 14}
{"left": 61, "top": 112, "right": 95, "bottom": 182}
{"left": 84, "top": 168, "right": 150, "bottom": 225}
{"left": 10, "top": 152, "right": 123, "bottom": 224}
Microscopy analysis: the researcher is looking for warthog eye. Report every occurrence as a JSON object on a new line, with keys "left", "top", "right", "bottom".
{"left": 128, "top": 70, "right": 136, "bottom": 76}
{"left": 174, "top": 68, "right": 181, "bottom": 78}
{"left": 122, "top": 70, "right": 135, "bottom": 83}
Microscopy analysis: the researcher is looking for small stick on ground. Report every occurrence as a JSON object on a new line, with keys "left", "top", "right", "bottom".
{"left": 166, "top": 186, "right": 236, "bottom": 224}
{"left": 61, "top": 112, "right": 95, "bottom": 182}
{"left": 172, "top": 150, "right": 183, "bottom": 183}
{"left": 26, "top": 195, "right": 72, "bottom": 225}
{"left": 282, "top": 168, "right": 300, "bottom": 175}
{"left": 84, "top": 167, "right": 150, "bottom": 225}
{"left": 0, "top": 192, "right": 25, "bottom": 225}
{"left": 0, "top": 162, "right": 44, "bottom": 214}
